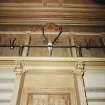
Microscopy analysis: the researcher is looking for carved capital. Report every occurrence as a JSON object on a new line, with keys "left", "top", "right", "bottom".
{"left": 14, "top": 61, "right": 26, "bottom": 75}
{"left": 74, "top": 62, "right": 85, "bottom": 75}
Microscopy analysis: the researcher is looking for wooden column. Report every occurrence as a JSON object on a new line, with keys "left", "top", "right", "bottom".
{"left": 22, "top": 32, "right": 31, "bottom": 56}
{"left": 74, "top": 62, "right": 87, "bottom": 105}
{"left": 11, "top": 61, "right": 26, "bottom": 105}
{"left": 70, "top": 35, "right": 77, "bottom": 57}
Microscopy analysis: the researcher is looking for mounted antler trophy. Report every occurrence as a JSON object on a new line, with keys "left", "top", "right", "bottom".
{"left": 42, "top": 23, "right": 63, "bottom": 56}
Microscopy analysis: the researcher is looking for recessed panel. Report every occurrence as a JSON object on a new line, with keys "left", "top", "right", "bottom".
{"left": 28, "top": 93, "right": 71, "bottom": 105}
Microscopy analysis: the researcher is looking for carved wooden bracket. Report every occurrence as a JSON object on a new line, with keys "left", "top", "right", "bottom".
{"left": 14, "top": 61, "right": 26, "bottom": 75}
{"left": 74, "top": 61, "right": 85, "bottom": 75}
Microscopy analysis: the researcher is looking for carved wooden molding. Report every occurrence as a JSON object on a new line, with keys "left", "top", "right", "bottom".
{"left": 0, "top": 31, "right": 105, "bottom": 36}
{"left": 0, "top": 57, "right": 105, "bottom": 74}
{"left": 0, "top": 18, "right": 105, "bottom": 26}
{"left": 0, "top": 57, "right": 105, "bottom": 62}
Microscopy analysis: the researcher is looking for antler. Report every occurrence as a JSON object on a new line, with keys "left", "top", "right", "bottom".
{"left": 52, "top": 26, "right": 63, "bottom": 44}
{"left": 42, "top": 26, "right": 48, "bottom": 43}
{"left": 9, "top": 38, "right": 16, "bottom": 49}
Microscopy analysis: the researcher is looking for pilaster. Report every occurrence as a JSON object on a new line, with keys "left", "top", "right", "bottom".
{"left": 11, "top": 61, "right": 26, "bottom": 105}
{"left": 74, "top": 62, "right": 87, "bottom": 105}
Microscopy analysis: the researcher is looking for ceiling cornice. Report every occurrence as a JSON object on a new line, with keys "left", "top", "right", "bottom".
{"left": 0, "top": 3, "right": 105, "bottom": 25}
